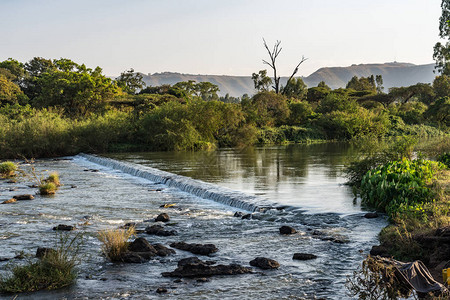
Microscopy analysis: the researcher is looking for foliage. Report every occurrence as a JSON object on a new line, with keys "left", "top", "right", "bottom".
{"left": 115, "top": 68, "right": 145, "bottom": 94}
{"left": 317, "top": 93, "right": 358, "bottom": 114}
{"left": 283, "top": 77, "right": 307, "bottom": 99}
{"left": 433, "top": 75, "right": 450, "bottom": 98}
{"left": 424, "top": 96, "right": 450, "bottom": 127}
{"left": 252, "top": 69, "right": 272, "bottom": 92}
{"left": 346, "top": 75, "right": 377, "bottom": 92}
{"left": 389, "top": 101, "right": 428, "bottom": 124}
{"left": 360, "top": 158, "right": 444, "bottom": 219}
{"left": 248, "top": 91, "right": 290, "bottom": 127}
{"left": 287, "top": 100, "right": 315, "bottom": 125}
{"left": 346, "top": 256, "right": 411, "bottom": 300}
{"left": 0, "top": 233, "right": 82, "bottom": 293}
{"left": 438, "top": 152, "right": 450, "bottom": 167}
{"left": 0, "top": 161, "right": 17, "bottom": 178}
{"left": 98, "top": 227, "right": 135, "bottom": 262}
{"left": 434, "top": 0, "right": 450, "bottom": 74}
{"left": 306, "top": 86, "right": 330, "bottom": 102}
{"left": 0, "top": 75, "right": 28, "bottom": 105}
{"left": 39, "top": 182, "right": 57, "bottom": 195}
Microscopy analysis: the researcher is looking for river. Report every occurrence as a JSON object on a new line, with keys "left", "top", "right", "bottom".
{"left": 0, "top": 143, "right": 387, "bottom": 299}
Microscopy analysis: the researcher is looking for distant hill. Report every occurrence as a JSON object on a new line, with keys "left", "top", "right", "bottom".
{"left": 140, "top": 62, "right": 436, "bottom": 97}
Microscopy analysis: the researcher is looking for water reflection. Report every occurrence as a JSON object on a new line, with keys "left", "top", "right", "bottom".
{"left": 107, "top": 142, "right": 363, "bottom": 214}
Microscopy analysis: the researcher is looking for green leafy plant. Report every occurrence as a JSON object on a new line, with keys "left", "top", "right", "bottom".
{"left": 360, "top": 158, "right": 444, "bottom": 219}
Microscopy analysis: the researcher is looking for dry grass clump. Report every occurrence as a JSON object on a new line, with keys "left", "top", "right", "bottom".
{"left": 97, "top": 227, "right": 135, "bottom": 262}
{"left": 0, "top": 161, "right": 18, "bottom": 178}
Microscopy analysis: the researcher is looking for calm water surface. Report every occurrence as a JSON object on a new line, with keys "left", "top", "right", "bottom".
{"left": 0, "top": 143, "right": 387, "bottom": 300}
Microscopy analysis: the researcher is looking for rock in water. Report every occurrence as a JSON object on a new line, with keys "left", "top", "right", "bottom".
{"left": 293, "top": 253, "right": 317, "bottom": 260}
{"left": 249, "top": 257, "right": 280, "bottom": 269}
{"left": 13, "top": 194, "right": 34, "bottom": 200}
{"left": 162, "top": 257, "right": 252, "bottom": 278}
{"left": 128, "top": 237, "right": 157, "bottom": 254}
{"left": 155, "top": 213, "right": 170, "bottom": 222}
{"left": 170, "top": 242, "right": 218, "bottom": 255}
{"left": 153, "top": 243, "right": 176, "bottom": 256}
{"left": 279, "top": 226, "right": 297, "bottom": 235}
{"left": 145, "top": 224, "right": 176, "bottom": 236}
{"left": 53, "top": 224, "right": 75, "bottom": 231}
{"left": 364, "top": 212, "right": 379, "bottom": 219}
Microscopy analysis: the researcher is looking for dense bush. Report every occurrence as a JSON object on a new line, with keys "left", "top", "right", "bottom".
{"left": 360, "top": 158, "right": 444, "bottom": 219}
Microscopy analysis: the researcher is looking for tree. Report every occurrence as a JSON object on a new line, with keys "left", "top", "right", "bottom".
{"left": 115, "top": 68, "right": 146, "bottom": 94}
{"left": 346, "top": 75, "right": 376, "bottom": 92}
{"left": 283, "top": 77, "right": 307, "bottom": 99}
{"left": 0, "top": 58, "right": 25, "bottom": 83}
{"left": 0, "top": 75, "right": 27, "bottom": 105}
{"left": 252, "top": 69, "right": 272, "bottom": 92}
{"left": 433, "top": 75, "right": 450, "bottom": 98}
{"left": 260, "top": 38, "right": 307, "bottom": 94}
{"left": 32, "top": 58, "right": 120, "bottom": 115}
{"left": 434, "top": 0, "right": 450, "bottom": 74}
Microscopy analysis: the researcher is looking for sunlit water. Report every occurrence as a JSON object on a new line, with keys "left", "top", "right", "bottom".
{"left": 0, "top": 143, "right": 387, "bottom": 299}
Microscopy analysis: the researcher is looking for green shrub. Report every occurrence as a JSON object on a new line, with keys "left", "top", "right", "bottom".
{"left": 0, "top": 234, "right": 81, "bottom": 293}
{"left": 0, "top": 161, "right": 17, "bottom": 178}
{"left": 39, "top": 182, "right": 57, "bottom": 195}
{"left": 360, "top": 158, "right": 444, "bottom": 219}
{"left": 438, "top": 152, "right": 450, "bottom": 168}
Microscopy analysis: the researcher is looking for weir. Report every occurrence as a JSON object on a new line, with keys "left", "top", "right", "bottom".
{"left": 78, "top": 153, "right": 277, "bottom": 212}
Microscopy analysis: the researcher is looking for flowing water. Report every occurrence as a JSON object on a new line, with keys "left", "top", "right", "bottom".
{"left": 0, "top": 143, "right": 387, "bottom": 299}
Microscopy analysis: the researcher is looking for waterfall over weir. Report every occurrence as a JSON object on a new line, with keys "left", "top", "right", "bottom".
{"left": 78, "top": 153, "right": 278, "bottom": 212}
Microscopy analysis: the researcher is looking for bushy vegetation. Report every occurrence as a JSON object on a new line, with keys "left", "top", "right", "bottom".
{"left": 0, "top": 161, "right": 17, "bottom": 178}
{"left": 0, "top": 56, "right": 448, "bottom": 159}
{"left": 360, "top": 158, "right": 444, "bottom": 219}
{"left": 98, "top": 227, "right": 135, "bottom": 262}
{"left": 0, "top": 234, "right": 81, "bottom": 293}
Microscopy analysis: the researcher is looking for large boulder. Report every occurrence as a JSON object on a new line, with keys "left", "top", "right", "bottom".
{"left": 364, "top": 212, "right": 379, "bottom": 219}
{"left": 170, "top": 242, "right": 218, "bottom": 255}
{"left": 153, "top": 243, "right": 176, "bottom": 256}
{"left": 249, "top": 257, "right": 280, "bottom": 269}
{"left": 128, "top": 237, "right": 157, "bottom": 254}
{"left": 162, "top": 257, "right": 252, "bottom": 278}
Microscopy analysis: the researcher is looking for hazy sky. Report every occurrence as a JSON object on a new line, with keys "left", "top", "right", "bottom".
{"left": 0, "top": 0, "right": 442, "bottom": 76}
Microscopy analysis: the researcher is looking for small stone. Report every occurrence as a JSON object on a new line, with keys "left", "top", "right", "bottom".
{"left": 156, "top": 287, "right": 168, "bottom": 294}
{"left": 364, "top": 212, "right": 379, "bottom": 219}
{"left": 233, "top": 212, "right": 244, "bottom": 218}
{"left": 249, "top": 257, "right": 280, "bottom": 270}
{"left": 2, "top": 198, "right": 17, "bottom": 204}
{"left": 279, "top": 226, "right": 297, "bottom": 235}
{"left": 155, "top": 213, "right": 170, "bottom": 222}
{"left": 173, "top": 279, "right": 183, "bottom": 283}
{"left": 293, "top": 253, "right": 318, "bottom": 260}
{"left": 13, "top": 194, "right": 34, "bottom": 200}
{"left": 53, "top": 224, "right": 75, "bottom": 231}
{"left": 241, "top": 214, "right": 252, "bottom": 220}
{"left": 196, "top": 277, "right": 209, "bottom": 282}
{"left": 36, "top": 247, "right": 57, "bottom": 258}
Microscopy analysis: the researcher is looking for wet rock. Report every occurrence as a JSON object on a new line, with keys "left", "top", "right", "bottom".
{"left": 121, "top": 251, "right": 154, "bottom": 263}
{"left": 70, "top": 185, "right": 77, "bottom": 188}
{"left": 36, "top": 247, "right": 57, "bottom": 258}
{"left": 156, "top": 287, "right": 168, "bottom": 294}
{"left": 170, "top": 242, "right": 218, "bottom": 256}
{"left": 370, "top": 245, "right": 390, "bottom": 257}
{"left": 364, "top": 212, "right": 379, "bottom": 219}
{"left": 155, "top": 213, "right": 170, "bottom": 222}
{"left": 173, "top": 279, "right": 183, "bottom": 283}
{"left": 28, "top": 184, "right": 39, "bottom": 188}
{"left": 128, "top": 237, "right": 157, "bottom": 254}
{"left": 145, "top": 225, "right": 176, "bottom": 236}
{"left": 0, "top": 257, "right": 9, "bottom": 262}
{"left": 233, "top": 212, "right": 244, "bottom": 218}
{"left": 162, "top": 257, "right": 252, "bottom": 278}
{"left": 279, "top": 226, "right": 297, "bottom": 235}
{"left": 249, "top": 257, "right": 280, "bottom": 270}
{"left": 196, "top": 277, "right": 210, "bottom": 282}
{"left": 53, "top": 224, "right": 75, "bottom": 231}
{"left": 160, "top": 203, "right": 176, "bottom": 208}
{"left": 293, "top": 253, "right": 318, "bottom": 260}
{"left": 241, "top": 214, "right": 252, "bottom": 220}
{"left": 2, "top": 198, "right": 16, "bottom": 204}
{"left": 13, "top": 194, "right": 34, "bottom": 200}
{"left": 122, "top": 222, "right": 137, "bottom": 229}
{"left": 153, "top": 243, "right": 176, "bottom": 256}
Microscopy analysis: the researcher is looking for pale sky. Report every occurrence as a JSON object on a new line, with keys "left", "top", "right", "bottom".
{"left": 0, "top": 0, "right": 442, "bottom": 77}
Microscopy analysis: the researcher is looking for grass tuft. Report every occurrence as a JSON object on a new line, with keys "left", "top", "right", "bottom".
{"left": 0, "top": 161, "right": 17, "bottom": 178}
{"left": 97, "top": 227, "right": 135, "bottom": 262}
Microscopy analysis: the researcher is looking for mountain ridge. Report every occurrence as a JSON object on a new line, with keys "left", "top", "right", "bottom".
{"left": 140, "top": 62, "right": 437, "bottom": 97}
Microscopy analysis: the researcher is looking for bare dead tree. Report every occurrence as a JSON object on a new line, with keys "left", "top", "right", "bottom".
{"left": 262, "top": 38, "right": 307, "bottom": 95}
{"left": 262, "top": 38, "right": 282, "bottom": 94}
